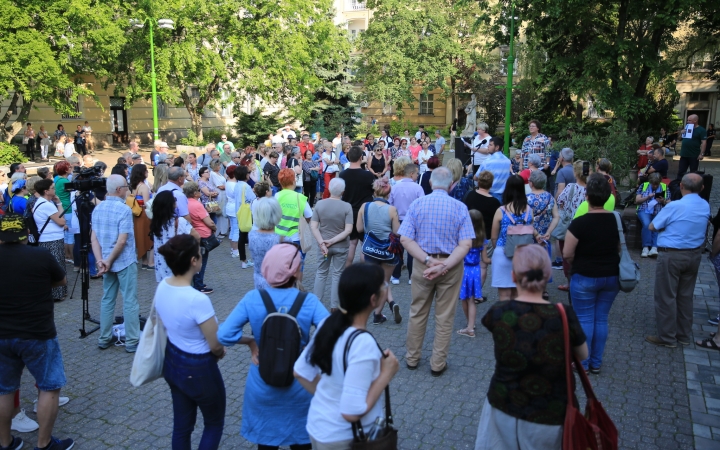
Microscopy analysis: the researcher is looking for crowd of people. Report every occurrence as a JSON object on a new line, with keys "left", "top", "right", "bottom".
{"left": 0, "top": 115, "right": 716, "bottom": 450}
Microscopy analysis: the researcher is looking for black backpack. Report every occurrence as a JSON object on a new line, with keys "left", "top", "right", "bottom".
{"left": 25, "top": 200, "right": 52, "bottom": 246}
{"left": 258, "top": 289, "right": 308, "bottom": 388}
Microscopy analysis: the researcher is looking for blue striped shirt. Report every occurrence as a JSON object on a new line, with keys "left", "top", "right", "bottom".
{"left": 477, "top": 152, "right": 512, "bottom": 195}
{"left": 398, "top": 190, "right": 475, "bottom": 255}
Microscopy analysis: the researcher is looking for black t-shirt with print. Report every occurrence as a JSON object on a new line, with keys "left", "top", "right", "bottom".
{"left": 482, "top": 301, "right": 586, "bottom": 425}
{"left": 0, "top": 244, "right": 66, "bottom": 340}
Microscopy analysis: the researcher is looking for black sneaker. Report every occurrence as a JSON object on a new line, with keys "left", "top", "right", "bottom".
{"left": 35, "top": 436, "right": 75, "bottom": 450}
{"left": 199, "top": 287, "right": 214, "bottom": 294}
{"left": 373, "top": 314, "right": 387, "bottom": 325}
{"left": 1, "top": 436, "right": 23, "bottom": 450}
{"left": 709, "top": 314, "right": 720, "bottom": 326}
{"left": 551, "top": 261, "right": 563, "bottom": 270}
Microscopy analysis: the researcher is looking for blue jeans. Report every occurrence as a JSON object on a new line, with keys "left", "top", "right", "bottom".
{"left": 99, "top": 263, "right": 140, "bottom": 350}
{"left": 570, "top": 274, "right": 620, "bottom": 369}
{"left": 228, "top": 216, "right": 239, "bottom": 242}
{"left": 0, "top": 337, "right": 66, "bottom": 395}
{"left": 193, "top": 246, "right": 210, "bottom": 289}
{"left": 491, "top": 192, "right": 504, "bottom": 203}
{"left": 163, "top": 342, "right": 225, "bottom": 450}
{"left": 637, "top": 210, "right": 658, "bottom": 248}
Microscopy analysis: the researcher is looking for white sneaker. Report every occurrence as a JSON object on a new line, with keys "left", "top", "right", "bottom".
{"left": 408, "top": 279, "right": 412, "bottom": 285}
{"left": 648, "top": 247, "right": 658, "bottom": 257}
{"left": 390, "top": 277, "right": 400, "bottom": 285}
{"left": 242, "top": 261, "right": 254, "bottom": 269}
{"left": 33, "top": 396, "right": 70, "bottom": 413}
{"left": 641, "top": 247, "right": 649, "bottom": 258}
{"left": 231, "top": 251, "right": 239, "bottom": 258}
{"left": 11, "top": 409, "right": 38, "bottom": 432}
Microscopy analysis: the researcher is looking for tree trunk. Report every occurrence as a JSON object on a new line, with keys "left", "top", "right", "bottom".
{"left": 1, "top": 93, "right": 32, "bottom": 143}
{"left": 450, "top": 76, "right": 457, "bottom": 125}
{"left": 180, "top": 90, "right": 204, "bottom": 142}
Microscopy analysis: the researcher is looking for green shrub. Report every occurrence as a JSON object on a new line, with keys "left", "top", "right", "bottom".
{"left": 0, "top": 142, "right": 28, "bottom": 165}
{"left": 233, "top": 109, "right": 285, "bottom": 148}
{"left": 179, "top": 130, "right": 205, "bottom": 146}
{"left": 203, "top": 128, "right": 231, "bottom": 146}
{"left": 388, "top": 119, "right": 414, "bottom": 137}
{"left": 352, "top": 121, "right": 380, "bottom": 141}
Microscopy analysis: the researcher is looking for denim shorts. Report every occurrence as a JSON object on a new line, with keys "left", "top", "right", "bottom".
{"left": 0, "top": 337, "right": 66, "bottom": 395}
{"left": 64, "top": 213, "right": 74, "bottom": 244}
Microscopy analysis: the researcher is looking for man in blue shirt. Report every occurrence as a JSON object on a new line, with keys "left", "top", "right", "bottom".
{"left": 475, "top": 136, "right": 511, "bottom": 203}
{"left": 646, "top": 173, "right": 710, "bottom": 348}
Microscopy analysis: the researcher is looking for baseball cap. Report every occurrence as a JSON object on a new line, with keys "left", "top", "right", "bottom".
{"left": 261, "top": 244, "right": 302, "bottom": 287}
{"left": 12, "top": 179, "right": 26, "bottom": 193}
{"left": 131, "top": 153, "right": 142, "bottom": 160}
{"left": 0, "top": 213, "right": 28, "bottom": 242}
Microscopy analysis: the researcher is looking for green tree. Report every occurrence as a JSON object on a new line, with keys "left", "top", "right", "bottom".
{"left": 355, "top": 0, "right": 487, "bottom": 121}
{"left": 107, "top": 0, "right": 345, "bottom": 141}
{"left": 0, "top": 0, "right": 126, "bottom": 142}
{"left": 232, "top": 109, "right": 285, "bottom": 148}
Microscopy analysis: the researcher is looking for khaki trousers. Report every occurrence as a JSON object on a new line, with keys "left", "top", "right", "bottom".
{"left": 653, "top": 249, "right": 701, "bottom": 344}
{"left": 405, "top": 258, "right": 464, "bottom": 371}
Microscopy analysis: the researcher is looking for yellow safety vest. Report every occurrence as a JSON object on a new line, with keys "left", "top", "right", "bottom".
{"left": 275, "top": 189, "right": 307, "bottom": 237}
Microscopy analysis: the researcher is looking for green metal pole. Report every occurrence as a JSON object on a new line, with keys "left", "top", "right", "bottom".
{"left": 149, "top": 20, "right": 159, "bottom": 141}
{"left": 503, "top": 1, "right": 516, "bottom": 156}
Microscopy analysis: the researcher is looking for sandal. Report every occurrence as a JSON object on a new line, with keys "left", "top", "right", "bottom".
{"left": 457, "top": 328, "right": 475, "bottom": 338}
{"left": 696, "top": 338, "right": 720, "bottom": 351}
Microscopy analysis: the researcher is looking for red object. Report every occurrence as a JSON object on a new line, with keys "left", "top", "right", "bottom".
{"left": 637, "top": 144, "right": 652, "bottom": 169}
{"left": 557, "top": 284, "right": 570, "bottom": 292}
{"left": 323, "top": 172, "right": 336, "bottom": 199}
{"left": 558, "top": 304, "right": 618, "bottom": 450}
{"left": 299, "top": 142, "right": 315, "bottom": 159}
{"left": 519, "top": 169, "right": 531, "bottom": 184}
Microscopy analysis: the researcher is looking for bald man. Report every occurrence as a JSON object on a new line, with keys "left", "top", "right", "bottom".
{"left": 646, "top": 173, "right": 710, "bottom": 348}
{"left": 677, "top": 114, "right": 707, "bottom": 179}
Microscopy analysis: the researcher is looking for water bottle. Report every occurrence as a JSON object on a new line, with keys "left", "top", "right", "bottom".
{"left": 136, "top": 194, "right": 144, "bottom": 206}
{"left": 366, "top": 417, "right": 385, "bottom": 440}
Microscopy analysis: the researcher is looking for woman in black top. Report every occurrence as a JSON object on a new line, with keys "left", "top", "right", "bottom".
{"left": 705, "top": 124, "right": 715, "bottom": 157}
{"left": 563, "top": 173, "right": 620, "bottom": 375}
{"left": 262, "top": 151, "right": 281, "bottom": 192}
{"left": 476, "top": 244, "right": 587, "bottom": 449}
{"left": 463, "top": 170, "right": 500, "bottom": 299}
{"left": 419, "top": 156, "right": 439, "bottom": 195}
{"left": 368, "top": 147, "right": 388, "bottom": 179}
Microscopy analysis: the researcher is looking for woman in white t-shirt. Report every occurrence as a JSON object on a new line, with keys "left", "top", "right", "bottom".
{"left": 63, "top": 138, "right": 75, "bottom": 159}
{"left": 149, "top": 191, "right": 200, "bottom": 282}
{"left": 33, "top": 178, "right": 67, "bottom": 301}
{"left": 154, "top": 234, "right": 226, "bottom": 450}
{"left": 294, "top": 263, "right": 399, "bottom": 450}
{"left": 321, "top": 142, "right": 339, "bottom": 200}
{"left": 417, "top": 140, "right": 434, "bottom": 174}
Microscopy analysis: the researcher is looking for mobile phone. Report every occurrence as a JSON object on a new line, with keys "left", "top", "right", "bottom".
{"left": 654, "top": 192, "right": 664, "bottom": 199}
{"left": 582, "top": 161, "right": 590, "bottom": 176}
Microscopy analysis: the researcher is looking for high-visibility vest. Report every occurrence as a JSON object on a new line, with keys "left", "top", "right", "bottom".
{"left": 275, "top": 189, "right": 307, "bottom": 237}
{"left": 637, "top": 182, "right": 667, "bottom": 210}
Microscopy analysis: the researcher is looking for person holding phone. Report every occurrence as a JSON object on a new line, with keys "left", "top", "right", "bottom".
{"left": 635, "top": 173, "right": 669, "bottom": 258}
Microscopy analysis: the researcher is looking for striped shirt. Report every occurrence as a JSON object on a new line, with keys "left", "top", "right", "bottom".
{"left": 398, "top": 190, "right": 475, "bottom": 255}
{"left": 91, "top": 196, "right": 136, "bottom": 272}
{"left": 521, "top": 133, "right": 550, "bottom": 168}
{"left": 477, "top": 152, "right": 512, "bottom": 195}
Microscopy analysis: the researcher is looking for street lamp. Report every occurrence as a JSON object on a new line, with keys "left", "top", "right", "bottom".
{"left": 503, "top": 1, "right": 516, "bottom": 156}
{"left": 130, "top": 17, "right": 175, "bottom": 141}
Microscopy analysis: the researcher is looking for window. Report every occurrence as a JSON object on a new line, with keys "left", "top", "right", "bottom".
{"left": 500, "top": 48, "right": 518, "bottom": 76}
{"left": 419, "top": 94, "right": 434, "bottom": 115}
{"left": 61, "top": 90, "right": 82, "bottom": 119}
{"left": 689, "top": 92, "right": 710, "bottom": 102}
{"left": 157, "top": 98, "right": 167, "bottom": 118}
{"left": 348, "top": 0, "right": 366, "bottom": 10}
{"left": 690, "top": 54, "right": 713, "bottom": 72}
{"left": 220, "top": 90, "right": 232, "bottom": 117}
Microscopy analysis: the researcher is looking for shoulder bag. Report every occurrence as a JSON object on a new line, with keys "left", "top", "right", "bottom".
{"left": 125, "top": 189, "right": 143, "bottom": 217}
{"left": 129, "top": 297, "right": 167, "bottom": 387}
{"left": 502, "top": 207, "right": 535, "bottom": 258}
{"left": 613, "top": 211, "right": 640, "bottom": 292}
{"left": 309, "top": 162, "right": 319, "bottom": 182}
{"left": 237, "top": 184, "right": 253, "bottom": 233}
{"left": 558, "top": 304, "right": 618, "bottom": 450}
{"left": 201, "top": 233, "right": 221, "bottom": 253}
{"left": 296, "top": 194, "right": 313, "bottom": 253}
{"left": 344, "top": 329, "right": 398, "bottom": 450}
{"left": 361, "top": 203, "right": 395, "bottom": 262}
{"left": 551, "top": 183, "right": 576, "bottom": 241}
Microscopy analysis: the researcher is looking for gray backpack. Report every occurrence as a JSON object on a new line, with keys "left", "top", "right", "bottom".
{"left": 613, "top": 211, "right": 640, "bottom": 292}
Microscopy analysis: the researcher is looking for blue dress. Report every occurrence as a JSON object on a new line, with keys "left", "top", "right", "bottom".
{"left": 460, "top": 246, "right": 483, "bottom": 300}
{"left": 217, "top": 287, "right": 330, "bottom": 446}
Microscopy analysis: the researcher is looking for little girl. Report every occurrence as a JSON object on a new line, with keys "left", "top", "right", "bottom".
{"left": 458, "top": 209, "right": 491, "bottom": 338}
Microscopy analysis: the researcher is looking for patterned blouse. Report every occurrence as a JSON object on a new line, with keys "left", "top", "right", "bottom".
{"left": 198, "top": 179, "right": 217, "bottom": 204}
{"left": 556, "top": 183, "right": 586, "bottom": 218}
{"left": 527, "top": 191, "right": 555, "bottom": 235}
{"left": 482, "top": 301, "right": 586, "bottom": 425}
{"left": 521, "top": 133, "right": 550, "bottom": 169}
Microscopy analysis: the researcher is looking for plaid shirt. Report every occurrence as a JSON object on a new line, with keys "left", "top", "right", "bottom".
{"left": 398, "top": 190, "right": 475, "bottom": 255}
{"left": 91, "top": 196, "right": 136, "bottom": 272}
{"left": 521, "top": 133, "right": 550, "bottom": 168}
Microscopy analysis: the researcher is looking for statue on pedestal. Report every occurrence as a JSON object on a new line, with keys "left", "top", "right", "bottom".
{"left": 461, "top": 94, "right": 477, "bottom": 137}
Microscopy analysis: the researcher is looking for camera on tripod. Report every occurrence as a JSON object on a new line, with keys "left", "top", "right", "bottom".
{"left": 64, "top": 166, "right": 106, "bottom": 192}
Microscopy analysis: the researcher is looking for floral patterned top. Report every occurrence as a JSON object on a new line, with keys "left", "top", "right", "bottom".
{"left": 482, "top": 301, "right": 586, "bottom": 425}
{"left": 450, "top": 177, "right": 474, "bottom": 202}
{"left": 391, "top": 147, "right": 411, "bottom": 160}
{"left": 527, "top": 192, "right": 555, "bottom": 235}
{"left": 556, "top": 183, "right": 586, "bottom": 218}
{"left": 198, "top": 179, "right": 217, "bottom": 204}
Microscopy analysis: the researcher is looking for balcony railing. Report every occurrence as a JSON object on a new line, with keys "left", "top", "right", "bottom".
{"left": 347, "top": 0, "right": 366, "bottom": 10}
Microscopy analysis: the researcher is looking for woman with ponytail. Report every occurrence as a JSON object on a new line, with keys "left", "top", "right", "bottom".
{"left": 294, "top": 263, "right": 400, "bottom": 450}
{"left": 475, "top": 244, "right": 588, "bottom": 450}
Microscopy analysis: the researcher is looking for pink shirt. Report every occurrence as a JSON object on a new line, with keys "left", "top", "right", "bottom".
{"left": 187, "top": 198, "right": 212, "bottom": 238}
{"left": 408, "top": 145, "right": 422, "bottom": 162}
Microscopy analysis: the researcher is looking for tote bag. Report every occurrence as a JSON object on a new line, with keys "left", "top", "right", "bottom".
{"left": 297, "top": 195, "right": 313, "bottom": 253}
{"left": 129, "top": 299, "right": 167, "bottom": 387}
{"left": 551, "top": 183, "right": 575, "bottom": 241}
{"left": 237, "top": 184, "right": 253, "bottom": 232}
{"left": 613, "top": 211, "right": 640, "bottom": 292}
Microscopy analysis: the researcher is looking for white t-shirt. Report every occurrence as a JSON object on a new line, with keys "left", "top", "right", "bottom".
{"left": 69, "top": 192, "right": 80, "bottom": 234}
{"left": 64, "top": 142, "right": 75, "bottom": 158}
{"left": 271, "top": 135, "right": 285, "bottom": 144}
{"left": 225, "top": 180, "right": 237, "bottom": 217}
{"left": 294, "top": 325, "right": 383, "bottom": 443}
{"left": 154, "top": 280, "right": 216, "bottom": 354}
{"left": 471, "top": 134, "right": 492, "bottom": 165}
{"left": 33, "top": 198, "right": 65, "bottom": 242}
{"left": 322, "top": 152, "right": 339, "bottom": 174}
{"left": 417, "top": 149, "right": 433, "bottom": 173}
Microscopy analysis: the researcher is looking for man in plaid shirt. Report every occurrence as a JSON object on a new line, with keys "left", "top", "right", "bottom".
{"left": 521, "top": 120, "right": 551, "bottom": 169}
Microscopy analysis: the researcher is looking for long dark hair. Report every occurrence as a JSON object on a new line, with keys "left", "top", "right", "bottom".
{"left": 129, "top": 164, "right": 148, "bottom": 191}
{"left": 308, "top": 263, "right": 385, "bottom": 375}
{"left": 502, "top": 174, "right": 527, "bottom": 215}
{"left": 158, "top": 234, "right": 200, "bottom": 276}
{"left": 149, "top": 191, "right": 176, "bottom": 238}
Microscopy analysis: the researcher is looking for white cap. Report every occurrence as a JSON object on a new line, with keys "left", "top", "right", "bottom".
{"left": 160, "top": 141, "right": 169, "bottom": 148}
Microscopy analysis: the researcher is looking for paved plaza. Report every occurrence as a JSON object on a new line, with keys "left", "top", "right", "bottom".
{"left": 11, "top": 151, "right": 720, "bottom": 449}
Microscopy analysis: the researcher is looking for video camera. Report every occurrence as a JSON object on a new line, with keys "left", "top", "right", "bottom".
{"left": 64, "top": 166, "right": 106, "bottom": 192}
